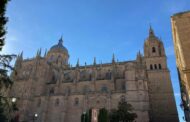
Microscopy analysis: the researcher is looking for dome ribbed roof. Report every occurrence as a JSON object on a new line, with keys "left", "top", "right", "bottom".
{"left": 49, "top": 37, "right": 68, "bottom": 54}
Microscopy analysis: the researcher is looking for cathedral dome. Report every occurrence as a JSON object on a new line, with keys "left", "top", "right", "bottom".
{"left": 49, "top": 37, "right": 68, "bottom": 54}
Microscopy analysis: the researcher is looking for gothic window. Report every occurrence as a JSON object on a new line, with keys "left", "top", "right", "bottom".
{"left": 154, "top": 64, "right": 157, "bottom": 69}
{"left": 80, "top": 70, "right": 89, "bottom": 81}
{"left": 55, "top": 98, "right": 59, "bottom": 106}
{"left": 120, "top": 95, "right": 125, "bottom": 102}
{"left": 51, "top": 75, "right": 56, "bottom": 83}
{"left": 48, "top": 55, "right": 54, "bottom": 63}
{"left": 101, "top": 85, "right": 108, "bottom": 93}
{"left": 97, "top": 69, "right": 105, "bottom": 80}
{"left": 64, "top": 72, "right": 73, "bottom": 82}
{"left": 89, "top": 74, "right": 92, "bottom": 81}
{"left": 49, "top": 87, "right": 54, "bottom": 95}
{"left": 37, "top": 98, "right": 41, "bottom": 107}
{"left": 159, "top": 64, "right": 162, "bottom": 69}
{"left": 106, "top": 70, "right": 112, "bottom": 79}
{"left": 58, "top": 55, "right": 61, "bottom": 59}
{"left": 152, "top": 47, "right": 156, "bottom": 53}
{"left": 74, "top": 97, "right": 79, "bottom": 106}
{"left": 150, "top": 64, "right": 153, "bottom": 70}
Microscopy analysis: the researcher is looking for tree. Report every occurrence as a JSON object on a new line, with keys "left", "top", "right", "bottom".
{"left": 87, "top": 108, "right": 92, "bottom": 122}
{"left": 81, "top": 112, "right": 88, "bottom": 122}
{"left": 0, "top": 0, "right": 10, "bottom": 51}
{"left": 109, "top": 109, "right": 118, "bottom": 122}
{"left": 109, "top": 100, "right": 137, "bottom": 122}
{"left": 98, "top": 108, "right": 109, "bottom": 122}
{"left": 0, "top": 0, "right": 18, "bottom": 122}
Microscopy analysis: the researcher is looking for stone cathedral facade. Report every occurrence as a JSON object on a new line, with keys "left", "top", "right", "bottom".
{"left": 10, "top": 27, "right": 178, "bottom": 122}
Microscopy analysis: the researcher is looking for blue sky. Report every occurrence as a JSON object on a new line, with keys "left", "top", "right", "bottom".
{"left": 3, "top": 0, "right": 190, "bottom": 121}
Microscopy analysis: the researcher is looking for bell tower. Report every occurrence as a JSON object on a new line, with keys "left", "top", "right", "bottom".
{"left": 144, "top": 27, "right": 179, "bottom": 122}
{"left": 144, "top": 26, "right": 167, "bottom": 71}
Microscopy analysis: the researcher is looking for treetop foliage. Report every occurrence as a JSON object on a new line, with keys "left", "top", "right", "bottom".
{"left": 0, "top": 0, "right": 10, "bottom": 51}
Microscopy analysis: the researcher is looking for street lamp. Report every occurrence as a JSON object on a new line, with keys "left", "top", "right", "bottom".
{"left": 11, "top": 97, "right": 17, "bottom": 103}
{"left": 83, "top": 112, "right": 86, "bottom": 122}
{"left": 9, "top": 97, "right": 18, "bottom": 122}
{"left": 33, "top": 113, "right": 38, "bottom": 122}
{"left": 34, "top": 113, "right": 38, "bottom": 118}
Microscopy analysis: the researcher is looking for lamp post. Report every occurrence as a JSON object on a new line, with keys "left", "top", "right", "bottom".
{"left": 11, "top": 98, "right": 17, "bottom": 103}
{"left": 32, "top": 113, "right": 38, "bottom": 122}
{"left": 30, "top": 113, "right": 38, "bottom": 122}
{"left": 83, "top": 112, "right": 86, "bottom": 122}
{"left": 7, "top": 97, "right": 18, "bottom": 122}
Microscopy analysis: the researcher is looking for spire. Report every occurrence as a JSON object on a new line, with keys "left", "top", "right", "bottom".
{"left": 85, "top": 62, "right": 87, "bottom": 69}
{"left": 149, "top": 25, "right": 155, "bottom": 38}
{"left": 36, "top": 48, "right": 41, "bottom": 58}
{"left": 15, "top": 51, "right": 23, "bottom": 68}
{"left": 93, "top": 57, "right": 96, "bottom": 66}
{"left": 39, "top": 48, "right": 41, "bottom": 56}
{"left": 36, "top": 49, "right": 39, "bottom": 57}
{"left": 20, "top": 51, "right": 23, "bottom": 60}
{"left": 112, "top": 53, "right": 115, "bottom": 63}
{"left": 44, "top": 49, "right": 47, "bottom": 57}
{"left": 76, "top": 58, "right": 79, "bottom": 67}
{"left": 58, "top": 36, "right": 63, "bottom": 45}
{"left": 136, "top": 50, "right": 143, "bottom": 63}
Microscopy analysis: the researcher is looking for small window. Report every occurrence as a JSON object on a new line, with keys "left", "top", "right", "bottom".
{"left": 49, "top": 87, "right": 54, "bottom": 95}
{"left": 150, "top": 64, "right": 153, "bottom": 70}
{"left": 55, "top": 98, "right": 59, "bottom": 106}
{"left": 154, "top": 64, "right": 157, "bottom": 69}
{"left": 74, "top": 98, "right": 79, "bottom": 106}
{"left": 152, "top": 47, "right": 156, "bottom": 53}
{"left": 89, "top": 74, "right": 92, "bottom": 81}
{"left": 159, "top": 64, "right": 162, "bottom": 69}
{"left": 101, "top": 86, "right": 108, "bottom": 92}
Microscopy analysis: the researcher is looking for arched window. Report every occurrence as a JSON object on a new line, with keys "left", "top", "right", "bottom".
{"left": 154, "top": 64, "right": 157, "bottom": 69}
{"left": 74, "top": 97, "right": 79, "bottom": 106}
{"left": 51, "top": 75, "right": 56, "bottom": 83}
{"left": 101, "top": 85, "right": 108, "bottom": 93}
{"left": 48, "top": 55, "right": 54, "bottom": 62}
{"left": 55, "top": 98, "right": 59, "bottom": 106}
{"left": 152, "top": 47, "right": 156, "bottom": 53}
{"left": 49, "top": 87, "right": 54, "bottom": 95}
{"left": 106, "top": 70, "right": 112, "bottom": 79}
{"left": 150, "top": 64, "right": 153, "bottom": 70}
{"left": 159, "top": 64, "right": 162, "bottom": 69}
{"left": 89, "top": 74, "right": 92, "bottom": 81}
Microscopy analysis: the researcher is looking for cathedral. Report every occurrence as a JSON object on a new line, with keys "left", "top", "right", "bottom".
{"left": 10, "top": 27, "right": 179, "bottom": 122}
